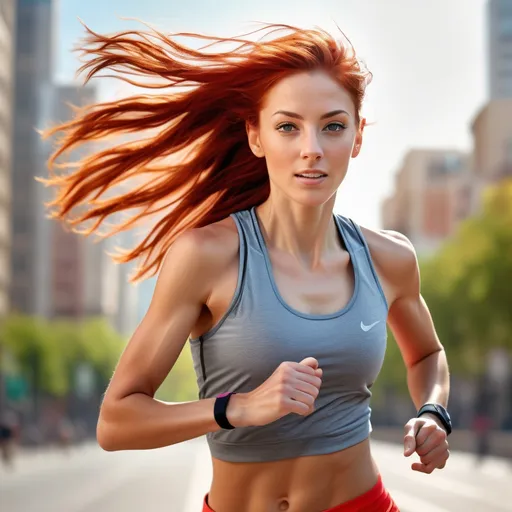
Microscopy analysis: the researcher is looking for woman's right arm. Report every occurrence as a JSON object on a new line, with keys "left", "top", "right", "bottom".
{"left": 96, "top": 225, "right": 324, "bottom": 451}
{"left": 96, "top": 228, "right": 234, "bottom": 451}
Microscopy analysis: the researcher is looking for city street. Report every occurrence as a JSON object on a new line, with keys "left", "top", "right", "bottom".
{"left": 1, "top": 437, "right": 511, "bottom": 512}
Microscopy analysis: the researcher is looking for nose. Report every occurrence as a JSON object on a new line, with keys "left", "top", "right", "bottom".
{"left": 300, "top": 130, "right": 323, "bottom": 161}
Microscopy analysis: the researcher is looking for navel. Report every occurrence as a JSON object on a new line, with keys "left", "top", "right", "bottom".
{"left": 278, "top": 498, "right": 290, "bottom": 510}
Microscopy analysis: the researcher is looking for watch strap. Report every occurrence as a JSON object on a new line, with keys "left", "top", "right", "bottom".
{"left": 214, "top": 392, "right": 236, "bottom": 430}
{"left": 417, "top": 403, "right": 452, "bottom": 435}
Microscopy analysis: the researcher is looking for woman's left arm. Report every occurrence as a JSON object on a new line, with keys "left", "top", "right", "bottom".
{"left": 372, "top": 230, "right": 451, "bottom": 473}
{"left": 387, "top": 261, "right": 450, "bottom": 412}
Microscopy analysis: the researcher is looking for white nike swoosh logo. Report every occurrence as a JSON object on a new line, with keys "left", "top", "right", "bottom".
{"left": 361, "top": 320, "right": 380, "bottom": 332}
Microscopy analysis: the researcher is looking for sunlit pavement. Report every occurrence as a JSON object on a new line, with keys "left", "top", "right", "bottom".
{"left": 1, "top": 436, "right": 511, "bottom": 512}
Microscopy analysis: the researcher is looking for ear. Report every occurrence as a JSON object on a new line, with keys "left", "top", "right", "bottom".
{"left": 246, "top": 121, "right": 265, "bottom": 158}
{"left": 351, "top": 117, "right": 365, "bottom": 158}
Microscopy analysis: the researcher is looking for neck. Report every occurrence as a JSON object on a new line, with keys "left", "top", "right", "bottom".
{"left": 255, "top": 194, "right": 339, "bottom": 268}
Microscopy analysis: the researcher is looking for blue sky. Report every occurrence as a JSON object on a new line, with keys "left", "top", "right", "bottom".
{"left": 55, "top": 0, "right": 489, "bottom": 228}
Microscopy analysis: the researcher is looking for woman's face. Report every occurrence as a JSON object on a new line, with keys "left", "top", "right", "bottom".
{"left": 247, "top": 70, "right": 364, "bottom": 208}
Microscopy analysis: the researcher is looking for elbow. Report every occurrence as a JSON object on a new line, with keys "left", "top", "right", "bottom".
{"left": 96, "top": 403, "right": 122, "bottom": 452}
{"left": 96, "top": 421, "right": 117, "bottom": 452}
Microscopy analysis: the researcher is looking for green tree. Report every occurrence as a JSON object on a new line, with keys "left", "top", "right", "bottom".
{"left": 421, "top": 179, "right": 512, "bottom": 375}
{"left": 0, "top": 315, "right": 126, "bottom": 402}
{"left": 376, "top": 179, "right": 512, "bottom": 397}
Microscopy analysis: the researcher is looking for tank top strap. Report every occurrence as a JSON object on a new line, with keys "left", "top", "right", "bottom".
{"left": 228, "top": 207, "right": 270, "bottom": 292}
{"left": 230, "top": 208, "right": 259, "bottom": 252}
{"left": 335, "top": 214, "right": 389, "bottom": 311}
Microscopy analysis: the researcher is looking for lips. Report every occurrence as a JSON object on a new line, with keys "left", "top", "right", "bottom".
{"left": 294, "top": 171, "right": 328, "bottom": 179}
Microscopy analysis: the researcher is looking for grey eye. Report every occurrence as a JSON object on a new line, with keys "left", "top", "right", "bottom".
{"left": 277, "top": 123, "right": 296, "bottom": 132}
{"left": 325, "top": 123, "right": 346, "bottom": 132}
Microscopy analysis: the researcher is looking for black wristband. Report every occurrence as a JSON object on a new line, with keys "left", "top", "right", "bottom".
{"left": 417, "top": 403, "right": 452, "bottom": 435}
{"left": 214, "top": 392, "right": 237, "bottom": 430}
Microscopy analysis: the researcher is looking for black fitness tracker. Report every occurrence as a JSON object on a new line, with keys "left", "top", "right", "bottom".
{"left": 417, "top": 403, "right": 452, "bottom": 435}
{"left": 214, "top": 392, "right": 237, "bottom": 430}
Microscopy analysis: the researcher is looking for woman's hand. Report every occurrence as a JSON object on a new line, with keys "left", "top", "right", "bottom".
{"left": 403, "top": 415, "right": 450, "bottom": 473}
{"left": 228, "top": 357, "right": 323, "bottom": 428}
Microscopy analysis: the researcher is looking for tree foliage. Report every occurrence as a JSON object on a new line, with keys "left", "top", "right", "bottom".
{"left": 0, "top": 314, "right": 200, "bottom": 403}
{"left": 379, "top": 179, "right": 512, "bottom": 395}
{"left": 0, "top": 315, "right": 126, "bottom": 398}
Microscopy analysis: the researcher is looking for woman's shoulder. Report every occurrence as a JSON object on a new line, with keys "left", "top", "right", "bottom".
{"left": 357, "top": 225, "right": 419, "bottom": 289}
{"left": 359, "top": 225, "right": 416, "bottom": 257}
{"left": 196, "top": 215, "right": 240, "bottom": 254}
{"left": 163, "top": 215, "right": 240, "bottom": 275}
{"left": 154, "top": 215, "right": 241, "bottom": 305}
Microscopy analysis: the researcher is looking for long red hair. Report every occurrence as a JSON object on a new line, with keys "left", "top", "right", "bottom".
{"left": 40, "top": 21, "right": 372, "bottom": 281}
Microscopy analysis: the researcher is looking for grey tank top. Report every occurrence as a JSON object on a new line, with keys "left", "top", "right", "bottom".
{"left": 189, "top": 207, "right": 389, "bottom": 462}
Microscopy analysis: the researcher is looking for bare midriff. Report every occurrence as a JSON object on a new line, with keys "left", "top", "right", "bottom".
{"left": 207, "top": 437, "right": 379, "bottom": 512}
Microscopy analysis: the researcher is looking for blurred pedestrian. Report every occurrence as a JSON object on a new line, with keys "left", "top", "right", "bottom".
{"left": 472, "top": 377, "right": 494, "bottom": 466}
{"left": 0, "top": 409, "right": 20, "bottom": 468}
{"left": 472, "top": 412, "right": 493, "bottom": 465}
{"left": 41, "top": 21, "right": 452, "bottom": 512}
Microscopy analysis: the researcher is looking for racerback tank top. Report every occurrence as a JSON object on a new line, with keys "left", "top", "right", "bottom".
{"left": 189, "top": 206, "right": 389, "bottom": 462}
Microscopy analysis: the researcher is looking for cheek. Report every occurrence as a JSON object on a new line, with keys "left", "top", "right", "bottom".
{"left": 261, "top": 135, "right": 296, "bottom": 169}
{"left": 326, "top": 135, "right": 354, "bottom": 157}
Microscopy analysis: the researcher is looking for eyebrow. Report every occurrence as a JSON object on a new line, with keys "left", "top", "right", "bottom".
{"left": 272, "top": 109, "right": 350, "bottom": 119}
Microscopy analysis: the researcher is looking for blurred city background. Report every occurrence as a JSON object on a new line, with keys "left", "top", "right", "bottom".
{"left": 0, "top": 0, "right": 511, "bottom": 511}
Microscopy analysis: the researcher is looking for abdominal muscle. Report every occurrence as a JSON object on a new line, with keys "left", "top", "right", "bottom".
{"left": 206, "top": 437, "right": 380, "bottom": 512}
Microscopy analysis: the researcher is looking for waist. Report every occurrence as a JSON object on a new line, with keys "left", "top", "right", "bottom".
{"left": 208, "top": 438, "right": 379, "bottom": 512}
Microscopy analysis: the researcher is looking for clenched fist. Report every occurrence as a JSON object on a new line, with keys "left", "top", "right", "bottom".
{"left": 227, "top": 357, "right": 323, "bottom": 428}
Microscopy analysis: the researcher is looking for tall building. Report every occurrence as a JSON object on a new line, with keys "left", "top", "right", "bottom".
{"left": 467, "top": 98, "right": 512, "bottom": 217}
{"left": 11, "top": 0, "right": 137, "bottom": 334}
{"left": 49, "top": 83, "right": 141, "bottom": 335}
{"left": 49, "top": 84, "right": 99, "bottom": 318}
{"left": 50, "top": 85, "right": 139, "bottom": 333}
{"left": 382, "top": 149, "right": 473, "bottom": 256}
{"left": 0, "top": 0, "right": 15, "bottom": 317}
{"left": 471, "top": 99, "right": 512, "bottom": 179}
{"left": 11, "top": 0, "right": 55, "bottom": 315}
{"left": 488, "top": 0, "right": 512, "bottom": 99}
